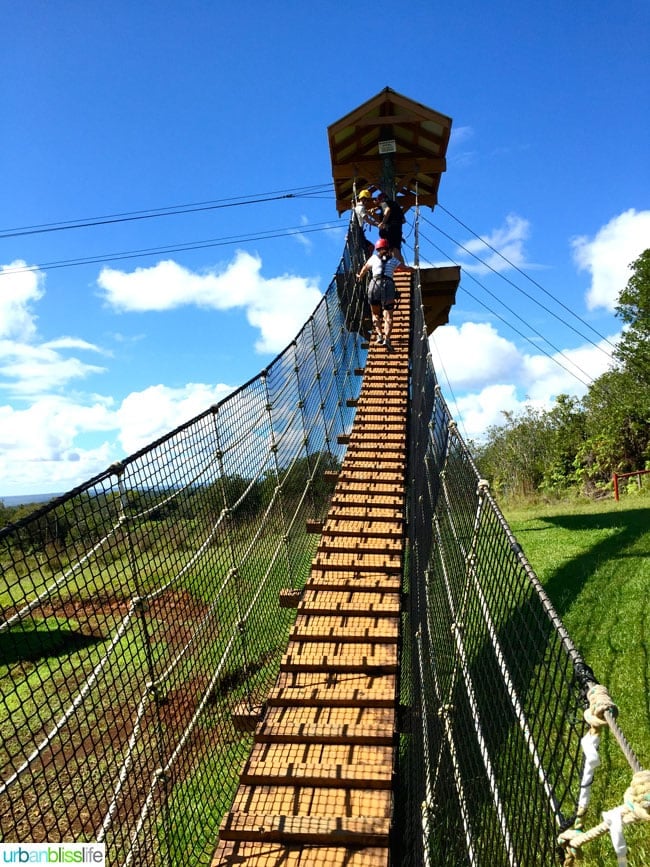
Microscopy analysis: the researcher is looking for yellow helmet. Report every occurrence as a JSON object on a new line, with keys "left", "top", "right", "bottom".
{"left": 358, "top": 189, "right": 372, "bottom": 200}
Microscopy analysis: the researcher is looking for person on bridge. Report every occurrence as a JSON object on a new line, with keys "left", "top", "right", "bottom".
{"left": 353, "top": 189, "right": 380, "bottom": 256}
{"left": 356, "top": 238, "right": 400, "bottom": 349}
{"left": 376, "top": 192, "right": 406, "bottom": 264}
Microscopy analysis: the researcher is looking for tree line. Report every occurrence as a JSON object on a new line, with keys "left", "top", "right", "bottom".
{"left": 472, "top": 249, "right": 650, "bottom": 499}
{"left": 0, "top": 452, "right": 340, "bottom": 555}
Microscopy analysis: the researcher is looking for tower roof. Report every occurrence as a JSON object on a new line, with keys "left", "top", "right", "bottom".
{"left": 328, "top": 87, "right": 452, "bottom": 214}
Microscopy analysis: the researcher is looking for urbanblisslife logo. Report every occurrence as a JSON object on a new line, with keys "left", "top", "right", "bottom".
{"left": 0, "top": 844, "right": 105, "bottom": 863}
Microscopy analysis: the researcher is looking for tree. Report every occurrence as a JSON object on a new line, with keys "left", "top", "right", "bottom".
{"left": 569, "top": 249, "right": 650, "bottom": 492}
{"left": 475, "top": 405, "right": 555, "bottom": 497}
{"left": 541, "top": 394, "right": 587, "bottom": 492}
{"left": 576, "top": 367, "right": 650, "bottom": 489}
{"left": 615, "top": 248, "right": 650, "bottom": 385}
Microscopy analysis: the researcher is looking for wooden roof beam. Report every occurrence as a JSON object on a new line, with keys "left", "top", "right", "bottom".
{"left": 331, "top": 156, "right": 447, "bottom": 178}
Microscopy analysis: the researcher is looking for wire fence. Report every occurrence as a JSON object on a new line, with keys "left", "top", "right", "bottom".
{"left": 397, "top": 265, "right": 646, "bottom": 866}
{"left": 0, "top": 224, "right": 369, "bottom": 864}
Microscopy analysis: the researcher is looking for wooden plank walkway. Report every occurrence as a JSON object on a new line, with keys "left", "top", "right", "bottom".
{"left": 212, "top": 271, "right": 412, "bottom": 866}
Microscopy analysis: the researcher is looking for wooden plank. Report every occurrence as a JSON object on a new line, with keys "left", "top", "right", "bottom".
{"left": 212, "top": 840, "right": 303, "bottom": 866}
{"left": 337, "top": 467, "right": 405, "bottom": 481}
{"left": 212, "top": 841, "right": 389, "bottom": 866}
{"left": 331, "top": 154, "right": 446, "bottom": 175}
{"left": 327, "top": 505, "right": 404, "bottom": 521}
{"left": 229, "top": 784, "right": 393, "bottom": 818}
{"left": 342, "top": 450, "right": 406, "bottom": 463}
{"left": 259, "top": 704, "right": 395, "bottom": 735}
{"left": 291, "top": 614, "right": 399, "bottom": 643}
{"left": 281, "top": 641, "right": 398, "bottom": 673}
{"left": 332, "top": 481, "right": 405, "bottom": 495}
{"left": 321, "top": 517, "right": 403, "bottom": 535}
{"left": 329, "top": 491, "right": 404, "bottom": 507}
{"left": 241, "top": 759, "right": 392, "bottom": 789}
{"left": 299, "top": 590, "right": 401, "bottom": 613}
{"left": 344, "top": 435, "right": 406, "bottom": 447}
{"left": 255, "top": 722, "right": 394, "bottom": 747}
{"left": 247, "top": 741, "right": 394, "bottom": 770}
{"left": 317, "top": 537, "right": 403, "bottom": 556}
{"left": 233, "top": 702, "right": 265, "bottom": 732}
{"left": 338, "top": 454, "right": 405, "bottom": 474}
{"left": 306, "top": 568, "right": 401, "bottom": 587}
{"left": 352, "top": 399, "right": 407, "bottom": 409}
{"left": 312, "top": 550, "right": 402, "bottom": 572}
{"left": 219, "top": 811, "right": 390, "bottom": 846}
{"left": 269, "top": 671, "right": 397, "bottom": 708}
{"left": 349, "top": 419, "right": 406, "bottom": 429}
{"left": 279, "top": 588, "right": 302, "bottom": 608}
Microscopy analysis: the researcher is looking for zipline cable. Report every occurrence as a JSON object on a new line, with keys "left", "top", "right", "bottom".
{"left": 0, "top": 183, "right": 335, "bottom": 239}
{"left": 413, "top": 229, "right": 598, "bottom": 388}
{"left": 436, "top": 203, "right": 618, "bottom": 351}
{"left": 0, "top": 220, "right": 345, "bottom": 276}
{"left": 425, "top": 211, "right": 615, "bottom": 357}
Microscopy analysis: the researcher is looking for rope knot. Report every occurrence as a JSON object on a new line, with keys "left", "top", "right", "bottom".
{"left": 624, "top": 770, "right": 650, "bottom": 821}
{"left": 584, "top": 684, "right": 618, "bottom": 731}
{"left": 557, "top": 826, "right": 584, "bottom": 863}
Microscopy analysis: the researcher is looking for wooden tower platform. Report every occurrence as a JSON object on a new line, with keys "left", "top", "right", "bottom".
{"left": 211, "top": 269, "right": 413, "bottom": 866}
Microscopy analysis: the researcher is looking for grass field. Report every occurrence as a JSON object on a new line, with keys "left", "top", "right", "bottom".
{"left": 504, "top": 490, "right": 650, "bottom": 867}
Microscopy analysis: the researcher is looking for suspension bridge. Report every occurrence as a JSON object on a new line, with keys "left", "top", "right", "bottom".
{"left": 0, "top": 89, "right": 647, "bottom": 867}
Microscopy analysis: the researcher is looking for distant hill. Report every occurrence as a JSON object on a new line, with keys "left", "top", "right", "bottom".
{"left": 1, "top": 493, "right": 63, "bottom": 508}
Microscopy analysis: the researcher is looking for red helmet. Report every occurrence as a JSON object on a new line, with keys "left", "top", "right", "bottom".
{"left": 375, "top": 238, "right": 390, "bottom": 251}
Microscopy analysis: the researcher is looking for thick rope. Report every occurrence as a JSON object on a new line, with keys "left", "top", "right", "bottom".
{"left": 584, "top": 683, "right": 618, "bottom": 732}
{"left": 576, "top": 685, "right": 619, "bottom": 822}
{"left": 558, "top": 685, "right": 647, "bottom": 865}
{"left": 558, "top": 770, "right": 650, "bottom": 866}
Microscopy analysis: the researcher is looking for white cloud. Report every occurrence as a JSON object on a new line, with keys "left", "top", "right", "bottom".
{"left": 450, "top": 125, "right": 474, "bottom": 147}
{"left": 459, "top": 214, "right": 531, "bottom": 275}
{"left": 0, "top": 261, "right": 241, "bottom": 495}
{"left": 0, "top": 382, "right": 238, "bottom": 496}
{"left": 521, "top": 339, "right": 615, "bottom": 399}
{"left": 116, "top": 382, "right": 234, "bottom": 454}
{"left": 0, "top": 341, "right": 106, "bottom": 397}
{"left": 452, "top": 384, "right": 523, "bottom": 439}
{"left": 291, "top": 216, "right": 314, "bottom": 253}
{"left": 0, "top": 396, "right": 115, "bottom": 453}
{"left": 0, "top": 265, "right": 106, "bottom": 398}
{"left": 98, "top": 250, "right": 322, "bottom": 353}
{"left": 0, "top": 262, "right": 44, "bottom": 340}
{"left": 572, "top": 209, "right": 650, "bottom": 312}
{"left": 45, "top": 336, "right": 104, "bottom": 353}
{"left": 431, "top": 322, "right": 617, "bottom": 442}
{"left": 0, "top": 397, "right": 116, "bottom": 495}
{"left": 448, "top": 125, "right": 476, "bottom": 167}
{"left": 430, "top": 322, "right": 524, "bottom": 390}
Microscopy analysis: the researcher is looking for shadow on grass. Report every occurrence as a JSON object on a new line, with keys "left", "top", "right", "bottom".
{"left": 408, "top": 503, "right": 650, "bottom": 860}
{"left": 531, "top": 507, "right": 649, "bottom": 619}
{"left": 0, "top": 627, "right": 103, "bottom": 665}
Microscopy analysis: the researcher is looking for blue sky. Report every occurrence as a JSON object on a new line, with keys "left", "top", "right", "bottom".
{"left": 1, "top": 1, "right": 649, "bottom": 497}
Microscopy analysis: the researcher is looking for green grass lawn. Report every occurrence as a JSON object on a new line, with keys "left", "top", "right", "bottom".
{"left": 504, "top": 491, "right": 650, "bottom": 867}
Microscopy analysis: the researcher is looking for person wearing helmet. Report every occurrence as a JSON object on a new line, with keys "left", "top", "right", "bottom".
{"left": 356, "top": 238, "right": 401, "bottom": 348}
{"left": 353, "top": 189, "right": 379, "bottom": 257}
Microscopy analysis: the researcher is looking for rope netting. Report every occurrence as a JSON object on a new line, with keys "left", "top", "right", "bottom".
{"left": 0, "top": 224, "right": 368, "bottom": 864}
{"left": 0, "top": 214, "right": 646, "bottom": 865}
{"left": 397, "top": 257, "right": 648, "bottom": 866}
